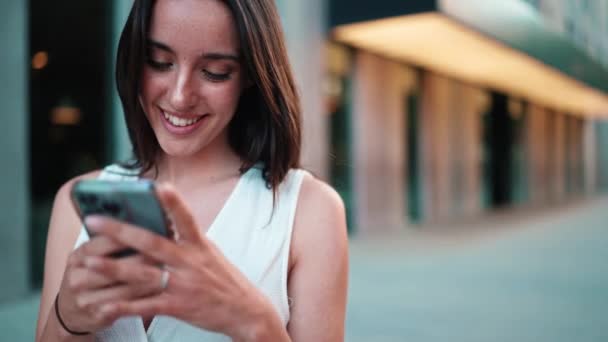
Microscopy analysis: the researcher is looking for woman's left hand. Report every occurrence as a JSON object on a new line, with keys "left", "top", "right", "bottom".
{"left": 83, "top": 183, "right": 283, "bottom": 341}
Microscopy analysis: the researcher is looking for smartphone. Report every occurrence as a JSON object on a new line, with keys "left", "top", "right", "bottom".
{"left": 71, "top": 179, "right": 171, "bottom": 256}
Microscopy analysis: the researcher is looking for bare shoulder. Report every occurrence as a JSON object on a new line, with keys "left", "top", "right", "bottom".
{"left": 52, "top": 169, "right": 102, "bottom": 215}
{"left": 297, "top": 172, "right": 346, "bottom": 221}
{"left": 286, "top": 171, "right": 349, "bottom": 340}
{"left": 55, "top": 170, "right": 103, "bottom": 198}
{"left": 291, "top": 171, "right": 348, "bottom": 261}
{"left": 48, "top": 169, "right": 103, "bottom": 248}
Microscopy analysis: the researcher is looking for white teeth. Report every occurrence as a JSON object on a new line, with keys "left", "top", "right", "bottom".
{"left": 163, "top": 111, "right": 202, "bottom": 127}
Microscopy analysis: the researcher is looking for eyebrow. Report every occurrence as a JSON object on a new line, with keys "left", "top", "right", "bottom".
{"left": 147, "top": 39, "right": 240, "bottom": 62}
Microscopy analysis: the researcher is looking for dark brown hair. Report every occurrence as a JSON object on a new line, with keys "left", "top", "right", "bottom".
{"left": 116, "top": 0, "right": 301, "bottom": 190}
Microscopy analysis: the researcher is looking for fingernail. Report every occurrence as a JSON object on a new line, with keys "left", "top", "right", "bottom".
{"left": 85, "top": 216, "right": 104, "bottom": 232}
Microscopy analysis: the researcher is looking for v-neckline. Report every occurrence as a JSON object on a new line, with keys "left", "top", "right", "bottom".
{"left": 202, "top": 167, "right": 251, "bottom": 238}
{"left": 140, "top": 166, "right": 254, "bottom": 336}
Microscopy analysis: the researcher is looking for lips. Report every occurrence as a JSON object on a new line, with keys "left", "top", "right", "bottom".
{"left": 162, "top": 110, "right": 204, "bottom": 127}
{"left": 158, "top": 108, "right": 208, "bottom": 135}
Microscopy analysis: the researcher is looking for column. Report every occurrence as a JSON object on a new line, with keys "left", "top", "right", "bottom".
{"left": 553, "top": 113, "right": 567, "bottom": 200}
{"left": 420, "top": 73, "right": 453, "bottom": 221}
{"left": 597, "top": 121, "right": 608, "bottom": 191}
{"left": 351, "top": 52, "right": 412, "bottom": 233}
{"left": 583, "top": 118, "right": 598, "bottom": 195}
{"left": 459, "top": 84, "right": 487, "bottom": 215}
{"left": 0, "top": 0, "right": 29, "bottom": 302}
{"left": 526, "top": 104, "right": 549, "bottom": 203}
{"left": 278, "top": 0, "right": 328, "bottom": 179}
{"left": 107, "top": 0, "right": 133, "bottom": 163}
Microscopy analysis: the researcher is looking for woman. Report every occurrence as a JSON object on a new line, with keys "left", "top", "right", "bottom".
{"left": 35, "top": 0, "right": 349, "bottom": 341}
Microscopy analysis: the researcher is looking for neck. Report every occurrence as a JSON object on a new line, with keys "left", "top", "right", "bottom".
{"left": 153, "top": 135, "right": 242, "bottom": 189}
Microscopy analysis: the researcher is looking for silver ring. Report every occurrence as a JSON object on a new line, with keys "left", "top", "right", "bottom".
{"left": 159, "top": 268, "right": 170, "bottom": 291}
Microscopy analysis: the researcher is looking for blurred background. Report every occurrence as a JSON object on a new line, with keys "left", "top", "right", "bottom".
{"left": 1, "top": 0, "right": 608, "bottom": 340}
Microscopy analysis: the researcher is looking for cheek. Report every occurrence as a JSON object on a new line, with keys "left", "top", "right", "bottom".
{"left": 204, "top": 83, "right": 243, "bottom": 115}
{"left": 140, "top": 71, "right": 165, "bottom": 107}
{"left": 140, "top": 68, "right": 169, "bottom": 109}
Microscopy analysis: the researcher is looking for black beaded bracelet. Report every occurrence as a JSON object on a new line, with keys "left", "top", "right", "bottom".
{"left": 54, "top": 293, "right": 91, "bottom": 336}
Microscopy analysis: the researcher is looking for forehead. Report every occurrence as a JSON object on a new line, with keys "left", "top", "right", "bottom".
{"left": 149, "top": 0, "right": 239, "bottom": 54}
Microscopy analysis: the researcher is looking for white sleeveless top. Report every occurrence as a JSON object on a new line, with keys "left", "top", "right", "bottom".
{"left": 73, "top": 164, "right": 306, "bottom": 341}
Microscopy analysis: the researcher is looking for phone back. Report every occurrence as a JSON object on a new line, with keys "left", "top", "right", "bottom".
{"left": 71, "top": 180, "right": 169, "bottom": 238}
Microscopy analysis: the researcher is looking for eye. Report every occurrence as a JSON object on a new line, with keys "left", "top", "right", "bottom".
{"left": 146, "top": 59, "right": 173, "bottom": 71}
{"left": 203, "top": 70, "right": 231, "bottom": 82}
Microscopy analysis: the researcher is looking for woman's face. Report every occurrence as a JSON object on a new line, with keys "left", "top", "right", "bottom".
{"left": 140, "top": 0, "right": 245, "bottom": 158}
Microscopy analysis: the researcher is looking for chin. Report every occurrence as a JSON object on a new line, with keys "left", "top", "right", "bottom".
{"left": 157, "top": 140, "right": 204, "bottom": 158}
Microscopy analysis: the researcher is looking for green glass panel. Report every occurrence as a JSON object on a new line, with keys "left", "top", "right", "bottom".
{"left": 406, "top": 92, "right": 422, "bottom": 222}
{"left": 330, "top": 76, "right": 355, "bottom": 234}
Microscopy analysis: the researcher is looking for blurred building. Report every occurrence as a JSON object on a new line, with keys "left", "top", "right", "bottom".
{"left": 326, "top": 0, "right": 608, "bottom": 234}
{"left": 529, "top": 0, "right": 608, "bottom": 191}
{"left": 1, "top": 0, "right": 608, "bottom": 305}
{"left": 528, "top": 0, "right": 608, "bottom": 66}
{"left": 1, "top": 0, "right": 29, "bottom": 303}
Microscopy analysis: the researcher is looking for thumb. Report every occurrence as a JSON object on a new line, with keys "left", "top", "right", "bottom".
{"left": 155, "top": 183, "right": 203, "bottom": 244}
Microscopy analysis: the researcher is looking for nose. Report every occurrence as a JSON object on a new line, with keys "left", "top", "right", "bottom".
{"left": 169, "top": 69, "right": 198, "bottom": 111}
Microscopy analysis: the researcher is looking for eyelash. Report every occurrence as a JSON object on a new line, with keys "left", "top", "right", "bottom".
{"left": 146, "top": 59, "right": 231, "bottom": 82}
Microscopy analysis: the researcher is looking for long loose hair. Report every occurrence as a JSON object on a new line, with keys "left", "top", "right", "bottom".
{"left": 116, "top": 0, "right": 301, "bottom": 190}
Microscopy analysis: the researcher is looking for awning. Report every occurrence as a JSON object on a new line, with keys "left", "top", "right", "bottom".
{"left": 330, "top": 0, "right": 608, "bottom": 118}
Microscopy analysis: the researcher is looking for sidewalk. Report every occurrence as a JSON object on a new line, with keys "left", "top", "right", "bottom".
{"left": 0, "top": 293, "right": 39, "bottom": 341}
{"left": 3, "top": 197, "right": 608, "bottom": 341}
{"left": 346, "top": 196, "right": 608, "bottom": 341}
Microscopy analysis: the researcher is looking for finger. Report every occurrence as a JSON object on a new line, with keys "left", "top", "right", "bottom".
{"left": 83, "top": 255, "right": 164, "bottom": 286}
{"left": 85, "top": 215, "right": 183, "bottom": 266}
{"left": 99, "top": 295, "right": 169, "bottom": 321}
{"left": 70, "top": 235, "right": 130, "bottom": 267}
{"left": 65, "top": 267, "right": 117, "bottom": 292}
{"left": 78, "top": 283, "right": 160, "bottom": 309}
{"left": 127, "top": 254, "right": 161, "bottom": 267}
{"left": 156, "top": 183, "right": 203, "bottom": 244}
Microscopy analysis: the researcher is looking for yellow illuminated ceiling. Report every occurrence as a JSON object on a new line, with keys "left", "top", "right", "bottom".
{"left": 332, "top": 13, "right": 608, "bottom": 118}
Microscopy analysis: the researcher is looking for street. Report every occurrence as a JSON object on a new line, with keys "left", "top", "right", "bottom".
{"left": 2, "top": 197, "right": 607, "bottom": 341}
{"left": 346, "top": 197, "right": 608, "bottom": 341}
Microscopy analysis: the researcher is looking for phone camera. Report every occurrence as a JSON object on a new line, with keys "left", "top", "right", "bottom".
{"left": 79, "top": 194, "right": 98, "bottom": 207}
{"left": 103, "top": 201, "right": 121, "bottom": 216}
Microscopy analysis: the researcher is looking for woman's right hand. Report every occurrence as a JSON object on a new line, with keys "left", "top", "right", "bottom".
{"left": 56, "top": 234, "right": 162, "bottom": 333}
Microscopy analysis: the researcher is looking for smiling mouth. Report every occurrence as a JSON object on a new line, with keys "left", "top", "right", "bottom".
{"left": 162, "top": 110, "right": 205, "bottom": 127}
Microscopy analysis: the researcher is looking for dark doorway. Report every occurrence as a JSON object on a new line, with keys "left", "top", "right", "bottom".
{"left": 329, "top": 75, "right": 354, "bottom": 233}
{"left": 510, "top": 102, "right": 529, "bottom": 204}
{"left": 406, "top": 89, "right": 422, "bottom": 222}
{"left": 29, "top": 0, "right": 112, "bottom": 287}
{"left": 484, "top": 92, "right": 514, "bottom": 207}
